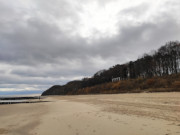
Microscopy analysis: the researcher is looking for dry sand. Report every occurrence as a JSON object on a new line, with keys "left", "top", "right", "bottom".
{"left": 0, "top": 92, "right": 180, "bottom": 135}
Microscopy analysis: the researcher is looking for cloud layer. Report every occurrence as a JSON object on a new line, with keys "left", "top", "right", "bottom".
{"left": 0, "top": 0, "right": 180, "bottom": 92}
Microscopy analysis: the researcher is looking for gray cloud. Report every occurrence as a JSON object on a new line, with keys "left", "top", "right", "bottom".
{"left": 121, "top": 3, "right": 150, "bottom": 17}
{"left": 0, "top": 0, "right": 180, "bottom": 92}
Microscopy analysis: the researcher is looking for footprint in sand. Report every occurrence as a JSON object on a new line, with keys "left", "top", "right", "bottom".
{"left": 108, "top": 115, "right": 112, "bottom": 120}
{"left": 168, "top": 123, "right": 175, "bottom": 125}
{"left": 68, "top": 125, "right": 72, "bottom": 129}
{"left": 94, "top": 113, "right": 99, "bottom": 117}
{"left": 8, "top": 125, "right": 15, "bottom": 128}
{"left": 0, "top": 128, "right": 8, "bottom": 134}
{"left": 114, "top": 119, "right": 121, "bottom": 123}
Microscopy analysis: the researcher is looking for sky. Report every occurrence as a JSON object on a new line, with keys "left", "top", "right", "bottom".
{"left": 0, "top": 0, "right": 180, "bottom": 93}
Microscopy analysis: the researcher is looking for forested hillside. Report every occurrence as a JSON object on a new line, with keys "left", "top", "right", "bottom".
{"left": 42, "top": 41, "right": 180, "bottom": 96}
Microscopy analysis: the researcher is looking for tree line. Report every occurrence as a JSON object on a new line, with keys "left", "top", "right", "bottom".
{"left": 81, "top": 41, "right": 180, "bottom": 87}
{"left": 42, "top": 41, "right": 180, "bottom": 95}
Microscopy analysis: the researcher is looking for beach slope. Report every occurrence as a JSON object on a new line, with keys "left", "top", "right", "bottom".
{"left": 0, "top": 93, "right": 180, "bottom": 135}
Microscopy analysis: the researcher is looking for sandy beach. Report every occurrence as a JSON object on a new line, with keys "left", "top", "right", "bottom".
{"left": 0, "top": 92, "right": 180, "bottom": 135}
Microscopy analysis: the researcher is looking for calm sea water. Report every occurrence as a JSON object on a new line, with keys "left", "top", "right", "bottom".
{"left": 0, "top": 90, "right": 43, "bottom": 97}
{"left": 0, "top": 94, "right": 41, "bottom": 97}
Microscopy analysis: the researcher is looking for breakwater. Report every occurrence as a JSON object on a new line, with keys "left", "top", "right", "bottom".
{"left": 0, "top": 96, "right": 43, "bottom": 104}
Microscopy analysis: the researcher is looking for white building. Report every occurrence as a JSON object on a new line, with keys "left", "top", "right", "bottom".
{"left": 112, "top": 77, "right": 121, "bottom": 82}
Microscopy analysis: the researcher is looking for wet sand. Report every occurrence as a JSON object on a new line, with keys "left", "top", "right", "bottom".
{"left": 0, "top": 92, "right": 180, "bottom": 135}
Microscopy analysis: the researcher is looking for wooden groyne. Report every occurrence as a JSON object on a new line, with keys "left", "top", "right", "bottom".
{"left": 0, "top": 96, "right": 48, "bottom": 105}
{"left": 0, "top": 100, "right": 48, "bottom": 105}
{"left": 0, "top": 96, "right": 41, "bottom": 100}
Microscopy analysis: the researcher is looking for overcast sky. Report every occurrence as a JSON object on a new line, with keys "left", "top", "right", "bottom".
{"left": 0, "top": 0, "right": 180, "bottom": 92}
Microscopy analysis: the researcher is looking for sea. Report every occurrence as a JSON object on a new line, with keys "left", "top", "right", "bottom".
{"left": 0, "top": 90, "right": 43, "bottom": 96}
